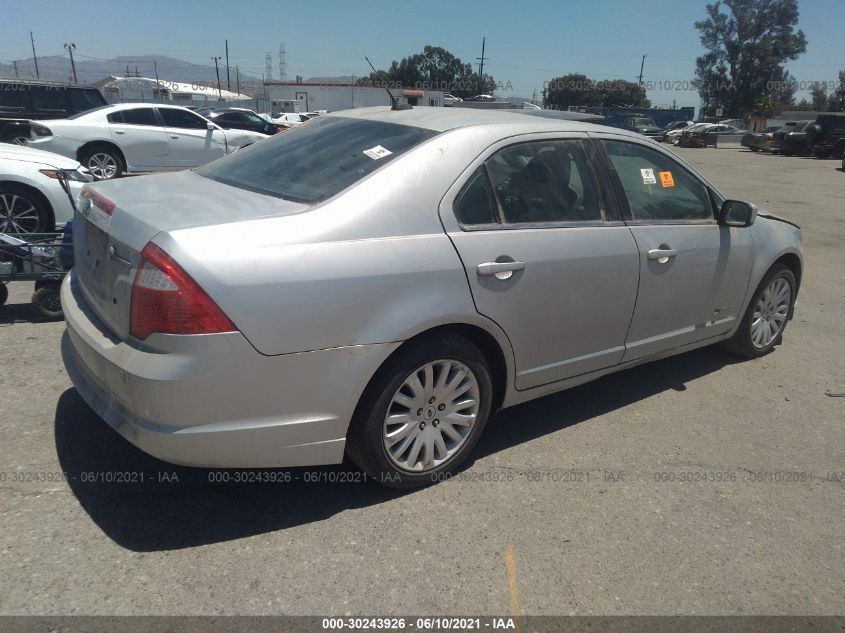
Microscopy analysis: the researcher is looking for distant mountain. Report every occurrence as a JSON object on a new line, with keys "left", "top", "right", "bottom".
{"left": 0, "top": 55, "right": 261, "bottom": 87}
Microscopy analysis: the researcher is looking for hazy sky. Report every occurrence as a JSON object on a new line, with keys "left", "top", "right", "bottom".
{"left": 2, "top": 0, "right": 842, "bottom": 106}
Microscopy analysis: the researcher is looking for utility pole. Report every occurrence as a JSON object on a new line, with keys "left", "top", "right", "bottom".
{"left": 476, "top": 36, "right": 488, "bottom": 79}
{"left": 236, "top": 66, "right": 240, "bottom": 95}
{"left": 13, "top": 61, "right": 19, "bottom": 79}
{"left": 153, "top": 58, "right": 161, "bottom": 101}
{"left": 637, "top": 54, "right": 646, "bottom": 86}
{"left": 211, "top": 56, "right": 222, "bottom": 99}
{"left": 64, "top": 43, "right": 77, "bottom": 83}
{"left": 225, "top": 40, "right": 231, "bottom": 91}
{"left": 30, "top": 32, "right": 40, "bottom": 79}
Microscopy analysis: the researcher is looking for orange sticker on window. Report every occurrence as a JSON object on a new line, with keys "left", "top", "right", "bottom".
{"left": 659, "top": 171, "right": 675, "bottom": 187}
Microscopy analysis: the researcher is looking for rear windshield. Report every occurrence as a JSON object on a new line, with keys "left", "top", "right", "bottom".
{"left": 197, "top": 116, "right": 438, "bottom": 204}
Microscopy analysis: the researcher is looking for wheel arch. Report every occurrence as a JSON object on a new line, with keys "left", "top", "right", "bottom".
{"left": 774, "top": 252, "right": 802, "bottom": 293}
{"left": 353, "top": 322, "right": 513, "bottom": 424}
{"left": 0, "top": 179, "right": 55, "bottom": 230}
{"left": 76, "top": 141, "right": 127, "bottom": 171}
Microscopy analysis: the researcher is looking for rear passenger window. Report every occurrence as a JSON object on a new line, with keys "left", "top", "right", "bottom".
{"left": 121, "top": 108, "right": 158, "bottom": 126}
{"left": 70, "top": 89, "right": 105, "bottom": 114}
{"left": 602, "top": 140, "right": 713, "bottom": 221}
{"left": 32, "top": 87, "right": 67, "bottom": 113}
{"left": 454, "top": 168, "right": 498, "bottom": 226}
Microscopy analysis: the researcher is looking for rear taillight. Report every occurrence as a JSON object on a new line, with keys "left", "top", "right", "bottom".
{"left": 80, "top": 186, "right": 116, "bottom": 216}
{"left": 30, "top": 122, "right": 52, "bottom": 137}
{"left": 130, "top": 242, "right": 236, "bottom": 339}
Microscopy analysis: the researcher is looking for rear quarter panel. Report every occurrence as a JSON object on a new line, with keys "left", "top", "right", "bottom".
{"left": 158, "top": 126, "right": 517, "bottom": 358}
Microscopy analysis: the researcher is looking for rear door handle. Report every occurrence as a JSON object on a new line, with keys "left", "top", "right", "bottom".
{"left": 169, "top": 135, "right": 180, "bottom": 139}
{"left": 647, "top": 248, "right": 678, "bottom": 263}
{"left": 477, "top": 261, "right": 526, "bottom": 280}
{"left": 113, "top": 130, "right": 125, "bottom": 135}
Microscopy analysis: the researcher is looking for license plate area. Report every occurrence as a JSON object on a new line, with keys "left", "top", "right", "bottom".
{"left": 80, "top": 219, "right": 108, "bottom": 285}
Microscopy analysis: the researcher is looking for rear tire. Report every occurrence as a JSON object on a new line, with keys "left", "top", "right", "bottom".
{"left": 80, "top": 145, "right": 123, "bottom": 180}
{"left": 721, "top": 264, "right": 795, "bottom": 358}
{"left": 31, "top": 284, "right": 63, "bottom": 321}
{"left": 346, "top": 333, "right": 493, "bottom": 489}
{"left": 0, "top": 283, "right": 7, "bottom": 306}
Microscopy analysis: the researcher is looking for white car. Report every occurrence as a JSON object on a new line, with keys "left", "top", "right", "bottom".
{"left": 271, "top": 112, "right": 312, "bottom": 128}
{"left": 27, "top": 104, "right": 268, "bottom": 180}
{"left": 665, "top": 122, "right": 712, "bottom": 145}
{"left": 443, "top": 93, "right": 463, "bottom": 106}
{"left": 0, "top": 144, "right": 91, "bottom": 233}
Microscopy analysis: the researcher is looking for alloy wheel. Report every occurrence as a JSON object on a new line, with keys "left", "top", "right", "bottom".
{"left": 383, "top": 360, "right": 480, "bottom": 472}
{"left": 750, "top": 276, "right": 791, "bottom": 349}
{"left": 0, "top": 192, "right": 40, "bottom": 233}
{"left": 87, "top": 152, "right": 118, "bottom": 180}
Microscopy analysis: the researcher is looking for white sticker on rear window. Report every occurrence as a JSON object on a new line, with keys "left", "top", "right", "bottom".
{"left": 640, "top": 168, "right": 656, "bottom": 184}
{"left": 363, "top": 145, "right": 393, "bottom": 160}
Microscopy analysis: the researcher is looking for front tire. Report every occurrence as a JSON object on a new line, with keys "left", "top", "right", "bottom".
{"left": 346, "top": 333, "right": 493, "bottom": 489}
{"left": 721, "top": 264, "right": 795, "bottom": 358}
{"left": 0, "top": 184, "right": 53, "bottom": 234}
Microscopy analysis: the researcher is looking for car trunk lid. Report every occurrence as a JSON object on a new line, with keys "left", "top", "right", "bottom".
{"left": 73, "top": 170, "right": 309, "bottom": 340}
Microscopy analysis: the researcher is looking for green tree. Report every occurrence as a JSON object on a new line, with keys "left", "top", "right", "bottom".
{"left": 543, "top": 73, "right": 649, "bottom": 109}
{"left": 810, "top": 82, "right": 828, "bottom": 110}
{"left": 694, "top": 0, "right": 807, "bottom": 118}
{"left": 360, "top": 46, "right": 494, "bottom": 98}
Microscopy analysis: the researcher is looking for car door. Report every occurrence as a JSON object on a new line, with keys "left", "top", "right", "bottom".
{"left": 440, "top": 134, "right": 640, "bottom": 390}
{"left": 157, "top": 107, "right": 227, "bottom": 167}
{"left": 106, "top": 107, "right": 170, "bottom": 170}
{"left": 596, "top": 136, "right": 755, "bottom": 361}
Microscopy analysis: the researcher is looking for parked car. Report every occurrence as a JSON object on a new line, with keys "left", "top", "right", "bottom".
{"left": 771, "top": 120, "right": 813, "bottom": 155}
{"left": 444, "top": 93, "right": 463, "bottom": 106}
{"left": 467, "top": 94, "right": 496, "bottom": 102}
{"left": 198, "top": 107, "right": 278, "bottom": 135}
{"left": 619, "top": 116, "right": 662, "bottom": 137}
{"left": 805, "top": 114, "right": 845, "bottom": 159}
{"left": 61, "top": 107, "right": 802, "bottom": 488}
{"left": 663, "top": 122, "right": 700, "bottom": 144}
{"left": 0, "top": 80, "right": 107, "bottom": 145}
{"left": 741, "top": 126, "right": 781, "bottom": 151}
{"left": 717, "top": 118, "right": 748, "bottom": 131}
{"left": 271, "top": 112, "right": 312, "bottom": 128}
{"left": 26, "top": 103, "right": 268, "bottom": 180}
{"left": 680, "top": 123, "right": 742, "bottom": 148}
{"left": 0, "top": 144, "right": 91, "bottom": 233}
{"left": 656, "top": 120, "right": 694, "bottom": 141}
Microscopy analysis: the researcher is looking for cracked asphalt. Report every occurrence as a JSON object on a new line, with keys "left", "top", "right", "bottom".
{"left": 0, "top": 147, "right": 842, "bottom": 616}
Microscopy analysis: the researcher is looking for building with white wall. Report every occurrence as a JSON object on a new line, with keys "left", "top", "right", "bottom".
{"left": 263, "top": 82, "right": 445, "bottom": 113}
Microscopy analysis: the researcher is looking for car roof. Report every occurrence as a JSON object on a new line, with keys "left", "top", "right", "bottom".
{"left": 328, "top": 106, "right": 633, "bottom": 136}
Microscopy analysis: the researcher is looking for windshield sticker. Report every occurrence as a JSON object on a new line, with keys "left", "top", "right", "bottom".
{"left": 640, "top": 168, "right": 656, "bottom": 184}
{"left": 363, "top": 145, "right": 393, "bottom": 160}
{"left": 659, "top": 171, "right": 675, "bottom": 187}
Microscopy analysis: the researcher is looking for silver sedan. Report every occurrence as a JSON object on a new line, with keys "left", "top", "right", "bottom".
{"left": 61, "top": 107, "right": 803, "bottom": 488}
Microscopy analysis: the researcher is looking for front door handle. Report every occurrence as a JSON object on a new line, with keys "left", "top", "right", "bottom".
{"left": 113, "top": 130, "right": 125, "bottom": 135}
{"left": 477, "top": 260, "right": 526, "bottom": 280}
{"left": 647, "top": 248, "right": 678, "bottom": 263}
{"left": 169, "top": 135, "right": 180, "bottom": 139}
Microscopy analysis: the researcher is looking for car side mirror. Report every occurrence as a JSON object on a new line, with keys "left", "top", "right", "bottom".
{"left": 206, "top": 121, "right": 216, "bottom": 130}
{"left": 719, "top": 200, "right": 758, "bottom": 227}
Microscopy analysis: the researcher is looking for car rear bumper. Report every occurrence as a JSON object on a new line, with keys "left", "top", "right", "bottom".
{"left": 61, "top": 272, "right": 400, "bottom": 468}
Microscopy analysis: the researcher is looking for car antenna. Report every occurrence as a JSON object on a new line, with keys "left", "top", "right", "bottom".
{"left": 365, "top": 56, "right": 412, "bottom": 111}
